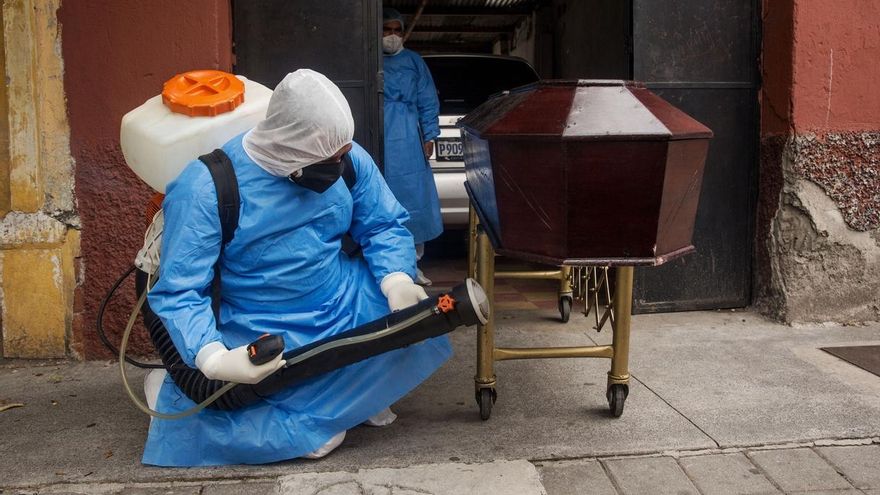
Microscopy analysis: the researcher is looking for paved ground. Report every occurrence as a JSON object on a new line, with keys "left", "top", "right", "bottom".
{"left": 2, "top": 255, "right": 880, "bottom": 494}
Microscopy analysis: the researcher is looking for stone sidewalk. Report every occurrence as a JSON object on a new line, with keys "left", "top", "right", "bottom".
{"left": 538, "top": 440, "right": 880, "bottom": 495}
{"left": 13, "top": 441, "right": 880, "bottom": 494}
{"left": 3, "top": 307, "right": 880, "bottom": 494}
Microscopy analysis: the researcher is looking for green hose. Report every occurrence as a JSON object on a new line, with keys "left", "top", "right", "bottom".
{"left": 283, "top": 309, "right": 435, "bottom": 367}
{"left": 118, "top": 280, "right": 238, "bottom": 420}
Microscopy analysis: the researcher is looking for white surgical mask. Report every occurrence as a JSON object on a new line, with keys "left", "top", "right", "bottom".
{"left": 382, "top": 34, "right": 403, "bottom": 55}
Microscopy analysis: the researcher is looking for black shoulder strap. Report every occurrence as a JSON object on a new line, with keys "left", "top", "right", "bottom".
{"left": 339, "top": 153, "right": 362, "bottom": 257}
{"left": 198, "top": 149, "right": 240, "bottom": 247}
{"left": 341, "top": 153, "right": 356, "bottom": 191}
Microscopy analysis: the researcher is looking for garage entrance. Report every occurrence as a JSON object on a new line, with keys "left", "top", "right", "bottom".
{"left": 231, "top": 0, "right": 760, "bottom": 313}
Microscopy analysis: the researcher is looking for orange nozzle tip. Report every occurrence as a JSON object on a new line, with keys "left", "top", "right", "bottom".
{"left": 162, "top": 70, "right": 244, "bottom": 117}
{"left": 437, "top": 294, "right": 456, "bottom": 313}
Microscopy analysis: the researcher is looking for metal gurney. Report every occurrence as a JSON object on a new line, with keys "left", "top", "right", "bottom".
{"left": 459, "top": 80, "right": 713, "bottom": 420}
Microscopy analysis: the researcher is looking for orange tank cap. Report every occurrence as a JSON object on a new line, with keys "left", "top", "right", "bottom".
{"left": 162, "top": 70, "right": 245, "bottom": 117}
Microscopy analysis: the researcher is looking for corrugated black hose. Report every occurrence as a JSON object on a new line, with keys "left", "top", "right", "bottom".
{"left": 110, "top": 267, "right": 487, "bottom": 419}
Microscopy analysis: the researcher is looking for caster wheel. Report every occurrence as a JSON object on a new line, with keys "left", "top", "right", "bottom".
{"left": 558, "top": 296, "right": 572, "bottom": 323}
{"left": 476, "top": 388, "right": 496, "bottom": 421}
{"left": 607, "top": 384, "right": 628, "bottom": 418}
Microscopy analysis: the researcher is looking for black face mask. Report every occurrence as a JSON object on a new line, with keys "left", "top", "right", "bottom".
{"left": 289, "top": 156, "right": 345, "bottom": 193}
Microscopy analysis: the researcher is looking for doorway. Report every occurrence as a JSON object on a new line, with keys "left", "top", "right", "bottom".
{"left": 231, "top": 0, "right": 760, "bottom": 312}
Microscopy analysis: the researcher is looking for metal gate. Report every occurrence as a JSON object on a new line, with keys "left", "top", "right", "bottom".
{"left": 232, "top": 0, "right": 385, "bottom": 166}
{"left": 631, "top": 0, "right": 761, "bottom": 312}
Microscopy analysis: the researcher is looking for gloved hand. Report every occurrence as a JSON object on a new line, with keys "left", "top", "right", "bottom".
{"left": 381, "top": 272, "right": 429, "bottom": 312}
{"left": 195, "top": 341, "right": 284, "bottom": 384}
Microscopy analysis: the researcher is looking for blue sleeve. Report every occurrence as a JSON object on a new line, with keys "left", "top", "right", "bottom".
{"left": 347, "top": 143, "right": 417, "bottom": 284}
{"left": 146, "top": 161, "right": 224, "bottom": 368}
{"left": 414, "top": 52, "right": 441, "bottom": 141}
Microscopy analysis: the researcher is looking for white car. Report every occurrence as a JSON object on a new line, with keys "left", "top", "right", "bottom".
{"left": 423, "top": 54, "right": 540, "bottom": 227}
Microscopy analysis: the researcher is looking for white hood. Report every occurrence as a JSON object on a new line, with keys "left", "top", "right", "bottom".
{"left": 243, "top": 69, "right": 355, "bottom": 177}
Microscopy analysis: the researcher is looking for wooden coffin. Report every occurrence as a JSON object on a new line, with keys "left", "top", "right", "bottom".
{"left": 459, "top": 80, "right": 713, "bottom": 266}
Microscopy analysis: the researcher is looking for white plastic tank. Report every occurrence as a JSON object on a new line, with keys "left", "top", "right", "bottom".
{"left": 121, "top": 70, "right": 272, "bottom": 193}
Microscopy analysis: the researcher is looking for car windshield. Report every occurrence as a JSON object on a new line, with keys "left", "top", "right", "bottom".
{"left": 423, "top": 56, "right": 540, "bottom": 115}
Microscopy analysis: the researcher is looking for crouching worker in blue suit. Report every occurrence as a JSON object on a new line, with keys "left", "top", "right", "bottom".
{"left": 141, "top": 69, "right": 452, "bottom": 466}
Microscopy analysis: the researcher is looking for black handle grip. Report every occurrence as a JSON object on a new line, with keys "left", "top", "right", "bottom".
{"left": 247, "top": 334, "right": 285, "bottom": 365}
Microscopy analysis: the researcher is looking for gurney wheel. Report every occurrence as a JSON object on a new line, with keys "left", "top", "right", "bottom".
{"left": 477, "top": 388, "right": 496, "bottom": 421}
{"left": 558, "top": 296, "right": 572, "bottom": 323}
{"left": 607, "top": 384, "right": 628, "bottom": 418}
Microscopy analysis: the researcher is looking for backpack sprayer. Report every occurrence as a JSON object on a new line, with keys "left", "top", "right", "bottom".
{"left": 102, "top": 70, "right": 490, "bottom": 420}
{"left": 114, "top": 271, "right": 487, "bottom": 419}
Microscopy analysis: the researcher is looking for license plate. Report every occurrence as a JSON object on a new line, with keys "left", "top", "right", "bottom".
{"left": 435, "top": 138, "right": 463, "bottom": 161}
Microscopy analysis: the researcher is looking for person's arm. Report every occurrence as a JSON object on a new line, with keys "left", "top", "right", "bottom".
{"left": 346, "top": 143, "right": 417, "bottom": 284}
{"left": 414, "top": 53, "right": 441, "bottom": 145}
{"left": 147, "top": 162, "right": 224, "bottom": 368}
{"left": 148, "top": 162, "right": 283, "bottom": 380}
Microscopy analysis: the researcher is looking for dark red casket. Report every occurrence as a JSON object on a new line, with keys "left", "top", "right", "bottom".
{"left": 459, "top": 80, "right": 713, "bottom": 266}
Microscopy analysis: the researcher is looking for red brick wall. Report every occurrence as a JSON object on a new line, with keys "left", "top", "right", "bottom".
{"left": 59, "top": 1, "right": 232, "bottom": 357}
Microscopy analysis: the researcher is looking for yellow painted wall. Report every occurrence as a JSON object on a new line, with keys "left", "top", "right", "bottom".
{"left": 0, "top": 5, "right": 10, "bottom": 217}
{"left": 1, "top": 230, "right": 79, "bottom": 357}
{"left": 0, "top": 0, "right": 79, "bottom": 358}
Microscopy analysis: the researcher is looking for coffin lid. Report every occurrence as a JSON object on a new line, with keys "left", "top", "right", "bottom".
{"left": 458, "top": 79, "right": 713, "bottom": 141}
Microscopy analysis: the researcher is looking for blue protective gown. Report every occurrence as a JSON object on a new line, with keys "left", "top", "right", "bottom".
{"left": 142, "top": 135, "right": 452, "bottom": 467}
{"left": 383, "top": 48, "right": 443, "bottom": 244}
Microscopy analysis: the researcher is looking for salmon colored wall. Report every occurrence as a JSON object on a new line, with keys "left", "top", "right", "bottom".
{"left": 763, "top": 0, "right": 880, "bottom": 134}
{"left": 59, "top": 1, "right": 232, "bottom": 357}
{"left": 791, "top": 0, "right": 880, "bottom": 132}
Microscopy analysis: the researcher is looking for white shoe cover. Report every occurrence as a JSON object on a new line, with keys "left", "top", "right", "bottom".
{"left": 144, "top": 369, "right": 167, "bottom": 410}
{"left": 415, "top": 268, "right": 433, "bottom": 287}
{"left": 363, "top": 407, "right": 398, "bottom": 427}
{"left": 143, "top": 369, "right": 167, "bottom": 424}
{"left": 303, "top": 430, "right": 346, "bottom": 459}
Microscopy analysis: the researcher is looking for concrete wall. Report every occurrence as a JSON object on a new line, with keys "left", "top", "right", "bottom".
{"left": 495, "top": 14, "right": 535, "bottom": 65}
{"left": 58, "top": 0, "right": 232, "bottom": 358}
{"left": 758, "top": 0, "right": 880, "bottom": 323}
